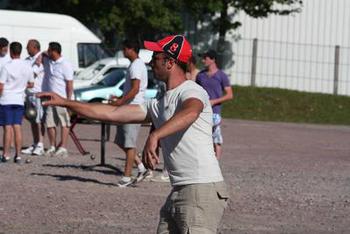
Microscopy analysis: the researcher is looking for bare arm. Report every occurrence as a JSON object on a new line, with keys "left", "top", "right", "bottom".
{"left": 143, "top": 98, "right": 204, "bottom": 169}
{"left": 66, "top": 80, "right": 73, "bottom": 100}
{"left": 210, "top": 86, "right": 233, "bottom": 106}
{"left": 0, "top": 83, "right": 3, "bottom": 96}
{"left": 37, "top": 92, "right": 148, "bottom": 124}
{"left": 114, "top": 79, "right": 140, "bottom": 106}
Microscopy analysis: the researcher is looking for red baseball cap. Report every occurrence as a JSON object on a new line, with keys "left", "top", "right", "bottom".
{"left": 144, "top": 35, "right": 192, "bottom": 63}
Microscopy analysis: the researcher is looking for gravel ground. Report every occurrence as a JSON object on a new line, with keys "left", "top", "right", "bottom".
{"left": 0, "top": 119, "right": 349, "bottom": 234}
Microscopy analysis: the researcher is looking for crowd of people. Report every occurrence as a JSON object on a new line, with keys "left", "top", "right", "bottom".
{"left": 0, "top": 37, "right": 74, "bottom": 163}
{"left": 1, "top": 34, "right": 232, "bottom": 233}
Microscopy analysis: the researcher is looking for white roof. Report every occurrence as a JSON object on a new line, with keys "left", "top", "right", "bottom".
{"left": 0, "top": 9, "right": 100, "bottom": 43}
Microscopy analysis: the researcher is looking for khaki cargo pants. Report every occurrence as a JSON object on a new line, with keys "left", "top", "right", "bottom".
{"left": 157, "top": 181, "right": 229, "bottom": 234}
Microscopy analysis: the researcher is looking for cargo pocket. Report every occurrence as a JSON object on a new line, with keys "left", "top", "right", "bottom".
{"left": 187, "top": 226, "right": 216, "bottom": 234}
{"left": 215, "top": 182, "right": 230, "bottom": 202}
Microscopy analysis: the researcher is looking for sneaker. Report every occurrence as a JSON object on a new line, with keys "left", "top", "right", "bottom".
{"left": 32, "top": 145, "right": 44, "bottom": 156}
{"left": 0, "top": 155, "right": 10, "bottom": 163}
{"left": 54, "top": 147, "right": 68, "bottom": 158}
{"left": 151, "top": 175, "right": 170, "bottom": 183}
{"left": 14, "top": 156, "right": 22, "bottom": 164}
{"left": 117, "top": 177, "right": 134, "bottom": 187}
{"left": 135, "top": 169, "right": 152, "bottom": 183}
{"left": 45, "top": 146, "right": 56, "bottom": 156}
{"left": 21, "top": 145, "right": 35, "bottom": 155}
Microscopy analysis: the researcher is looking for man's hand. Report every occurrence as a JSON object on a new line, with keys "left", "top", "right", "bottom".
{"left": 108, "top": 95, "right": 123, "bottom": 106}
{"left": 142, "top": 133, "right": 160, "bottom": 170}
{"left": 36, "top": 92, "right": 66, "bottom": 107}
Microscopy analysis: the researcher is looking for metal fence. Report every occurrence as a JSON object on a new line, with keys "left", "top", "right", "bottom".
{"left": 229, "top": 38, "right": 350, "bottom": 96}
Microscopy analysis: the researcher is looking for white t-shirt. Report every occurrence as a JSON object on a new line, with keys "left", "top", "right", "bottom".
{"left": 25, "top": 52, "right": 44, "bottom": 93}
{"left": 0, "top": 54, "right": 11, "bottom": 70}
{"left": 141, "top": 80, "right": 224, "bottom": 186}
{"left": 43, "top": 56, "right": 73, "bottom": 98}
{"left": 0, "top": 59, "right": 34, "bottom": 105}
{"left": 123, "top": 58, "right": 148, "bottom": 104}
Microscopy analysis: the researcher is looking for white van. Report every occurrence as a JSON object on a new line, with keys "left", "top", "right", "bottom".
{"left": 0, "top": 9, "right": 110, "bottom": 71}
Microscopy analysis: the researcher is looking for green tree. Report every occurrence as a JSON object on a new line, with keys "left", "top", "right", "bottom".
{"left": 3, "top": 0, "right": 184, "bottom": 48}
{"left": 183, "top": 0, "right": 302, "bottom": 67}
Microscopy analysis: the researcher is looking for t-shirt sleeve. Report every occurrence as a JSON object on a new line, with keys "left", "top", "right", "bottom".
{"left": 180, "top": 87, "right": 208, "bottom": 107}
{"left": 63, "top": 62, "right": 74, "bottom": 81}
{"left": 0, "top": 67, "right": 8, "bottom": 84}
{"left": 129, "top": 60, "right": 143, "bottom": 80}
{"left": 220, "top": 71, "right": 231, "bottom": 88}
{"left": 139, "top": 99, "right": 153, "bottom": 121}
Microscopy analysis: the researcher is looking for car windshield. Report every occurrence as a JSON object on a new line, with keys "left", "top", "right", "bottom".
{"left": 98, "top": 68, "right": 127, "bottom": 87}
{"left": 75, "top": 62, "right": 105, "bottom": 80}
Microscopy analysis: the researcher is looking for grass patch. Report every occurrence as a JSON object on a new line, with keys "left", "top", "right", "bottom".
{"left": 222, "top": 86, "right": 350, "bottom": 125}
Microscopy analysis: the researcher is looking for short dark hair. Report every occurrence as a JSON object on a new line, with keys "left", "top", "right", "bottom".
{"left": 49, "top": 42, "right": 61, "bottom": 54}
{"left": 122, "top": 39, "right": 140, "bottom": 53}
{"left": 202, "top": 49, "right": 217, "bottom": 61}
{"left": 30, "top": 39, "right": 41, "bottom": 50}
{"left": 10, "top": 42, "right": 22, "bottom": 55}
{"left": 163, "top": 53, "right": 187, "bottom": 73}
{"left": 0, "top": 37, "right": 9, "bottom": 48}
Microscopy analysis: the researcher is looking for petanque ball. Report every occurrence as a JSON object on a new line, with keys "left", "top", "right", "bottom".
{"left": 25, "top": 105, "right": 37, "bottom": 121}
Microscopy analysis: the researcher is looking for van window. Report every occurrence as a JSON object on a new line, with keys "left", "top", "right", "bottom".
{"left": 78, "top": 43, "right": 112, "bottom": 68}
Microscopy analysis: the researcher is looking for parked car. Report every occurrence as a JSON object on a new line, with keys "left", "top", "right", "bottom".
{"left": 74, "top": 57, "right": 129, "bottom": 90}
{"left": 74, "top": 49, "right": 153, "bottom": 90}
{"left": 74, "top": 66, "right": 164, "bottom": 103}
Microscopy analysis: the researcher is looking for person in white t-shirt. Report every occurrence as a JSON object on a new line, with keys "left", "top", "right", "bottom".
{"left": 41, "top": 42, "right": 74, "bottom": 158}
{"left": 0, "top": 37, "right": 13, "bottom": 148}
{"left": 0, "top": 42, "right": 34, "bottom": 163}
{"left": 21, "top": 39, "right": 46, "bottom": 156}
{"left": 109, "top": 39, "right": 149, "bottom": 187}
{"left": 0, "top": 37, "right": 11, "bottom": 70}
{"left": 38, "top": 35, "right": 229, "bottom": 233}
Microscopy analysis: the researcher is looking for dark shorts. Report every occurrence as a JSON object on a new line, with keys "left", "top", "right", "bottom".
{"left": 0, "top": 105, "right": 24, "bottom": 126}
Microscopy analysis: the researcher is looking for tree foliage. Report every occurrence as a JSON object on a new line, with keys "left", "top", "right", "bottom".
{"left": 4, "top": 0, "right": 184, "bottom": 47}
{"left": 182, "top": 0, "right": 302, "bottom": 67}
{"left": 3, "top": 0, "right": 302, "bottom": 54}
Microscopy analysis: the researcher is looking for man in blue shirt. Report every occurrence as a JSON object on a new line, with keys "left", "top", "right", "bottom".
{"left": 196, "top": 50, "right": 233, "bottom": 159}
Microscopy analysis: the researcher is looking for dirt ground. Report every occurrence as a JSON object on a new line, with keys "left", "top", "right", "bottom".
{"left": 0, "top": 119, "right": 349, "bottom": 234}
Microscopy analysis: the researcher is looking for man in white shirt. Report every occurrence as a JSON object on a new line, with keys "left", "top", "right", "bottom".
{"left": 41, "top": 42, "right": 73, "bottom": 157}
{"left": 38, "top": 35, "right": 229, "bottom": 233}
{"left": 109, "top": 39, "right": 149, "bottom": 187}
{"left": 21, "top": 39, "right": 46, "bottom": 156}
{"left": 0, "top": 42, "right": 34, "bottom": 163}
{"left": 0, "top": 37, "right": 11, "bottom": 70}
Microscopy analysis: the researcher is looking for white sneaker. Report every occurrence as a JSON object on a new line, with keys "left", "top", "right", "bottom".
{"left": 151, "top": 175, "right": 170, "bottom": 183}
{"left": 45, "top": 146, "right": 56, "bottom": 156}
{"left": 54, "top": 147, "right": 68, "bottom": 158}
{"left": 135, "top": 169, "right": 152, "bottom": 183}
{"left": 21, "top": 145, "right": 35, "bottom": 155}
{"left": 117, "top": 177, "right": 134, "bottom": 187}
{"left": 32, "top": 144, "right": 45, "bottom": 156}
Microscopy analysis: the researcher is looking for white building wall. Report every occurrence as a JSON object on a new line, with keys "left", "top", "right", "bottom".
{"left": 228, "top": 0, "right": 350, "bottom": 95}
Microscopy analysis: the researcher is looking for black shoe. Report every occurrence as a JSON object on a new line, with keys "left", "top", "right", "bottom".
{"left": 135, "top": 169, "right": 151, "bottom": 183}
{"left": 0, "top": 155, "right": 10, "bottom": 163}
{"left": 14, "top": 156, "right": 22, "bottom": 164}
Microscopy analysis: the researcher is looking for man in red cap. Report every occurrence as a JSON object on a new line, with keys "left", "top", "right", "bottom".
{"left": 38, "top": 35, "right": 229, "bottom": 233}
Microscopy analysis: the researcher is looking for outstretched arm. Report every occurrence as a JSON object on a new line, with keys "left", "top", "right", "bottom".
{"left": 37, "top": 92, "right": 148, "bottom": 124}
{"left": 143, "top": 97, "right": 203, "bottom": 169}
